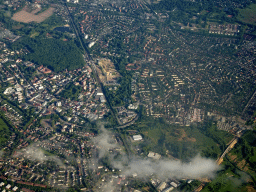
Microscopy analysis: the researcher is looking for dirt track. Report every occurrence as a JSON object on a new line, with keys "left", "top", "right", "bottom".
{"left": 12, "top": 7, "right": 55, "bottom": 23}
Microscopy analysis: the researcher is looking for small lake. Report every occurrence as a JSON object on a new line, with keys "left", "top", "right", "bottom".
{"left": 54, "top": 27, "right": 71, "bottom": 33}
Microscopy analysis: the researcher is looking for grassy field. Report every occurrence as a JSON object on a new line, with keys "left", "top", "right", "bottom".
{"left": 30, "top": 31, "right": 40, "bottom": 38}
{"left": 129, "top": 117, "right": 233, "bottom": 160}
{"left": 237, "top": 4, "right": 256, "bottom": 25}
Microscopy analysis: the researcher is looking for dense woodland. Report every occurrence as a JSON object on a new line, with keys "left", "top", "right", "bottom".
{"left": 103, "top": 56, "right": 133, "bottom": 106}
{"left": 150, "top": 0, "right": 252, "bottom": 25}
{"left": 231, "top": 130, "right": 256, "bottom": 175}
{"left": 152, "top": 0, "right": 254, "bottom": 12}
{"left": 13, "top": 37, "right": 85, "bottom": 72}
{"left": 0, "top": 116, "right": 10, "bottom": 148}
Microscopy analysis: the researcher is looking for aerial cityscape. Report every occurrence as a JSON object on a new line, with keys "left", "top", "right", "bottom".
{"left": 0, "top": 0, "right": 256, "bottom": 191}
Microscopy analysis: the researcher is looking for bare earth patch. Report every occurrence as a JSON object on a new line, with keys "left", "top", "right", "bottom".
{"left": 177, "top": 129, "right": 196, "bottom": 142}
{"left": 246, "top": 186, "right": 256, "bottom": 192}
{"left": 186, "top": 137, "right": 197, "bottom": 142}
{"left": 40, "top": 119, "right": 52, "bottom": 128}
{"left": 12, "top": 7, "right": 55, "bottom": 23}
{"left": 177, "top": 129, "right": 186, "bottom": 141}
{"left": 97, "top": 58, "right": 121, "bottom": 84}
{"left": 237, "top": 159, "right": 247, "bottom": 169}
{"left": 228, "top": 153, "right": 237, "bottom": 162}
{"left": 243, "top": 163, "right": 249, "bottom": 172}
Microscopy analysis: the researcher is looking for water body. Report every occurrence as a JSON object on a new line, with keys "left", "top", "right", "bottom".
{"left": 54, "top": 27, "right": 71, "bottom": 33}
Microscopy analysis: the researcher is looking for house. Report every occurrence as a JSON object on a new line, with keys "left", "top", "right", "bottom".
{"left": 6, "top": 184, "right": 11, "bottom": 189}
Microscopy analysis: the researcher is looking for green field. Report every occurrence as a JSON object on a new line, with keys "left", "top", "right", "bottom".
{"left": 201, "top": 170, "right": 251, "bottom": 192}
{"left": 30, "top": 32, "right": 40, "bottom": 38}
{"left": 128, "top": 117, "right": 233, "bottom": 160}
{"left": 237, "top": 4, "right": 256, "bottom": 25}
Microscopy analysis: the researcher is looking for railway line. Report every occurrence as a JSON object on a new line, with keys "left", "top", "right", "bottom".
{"left": 63, "top": 1, "right": 135, "bottom": 165}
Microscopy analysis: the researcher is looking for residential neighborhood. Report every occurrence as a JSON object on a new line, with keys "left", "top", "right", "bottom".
{"left": 0, "top": 0, "right": 256, "bottom": 191}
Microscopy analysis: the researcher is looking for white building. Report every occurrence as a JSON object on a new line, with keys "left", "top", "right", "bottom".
{"left": 97, "top": 92, "right": 103, "bottom": 96}
{"left": 65, "top": 116, "right": 72, "bottom": 121}
{"left": 4, "top": 87, "right": 14, "bottom": 95}
{"left": 15, "top": 83, "right": 23, "bottom": 92}
{"left": 148, "top": 151, "right": 161, "bottom": 160}
{"left": 56, "top": 101, "right": 62, "bottom": 107}
{"left": 132, "top": 135, "right": 142, "bottom": 141}
{"left": 170, "top": 182, "right": 178, "bottom": 188}
{"left": 157, "top": 182, "right": 167, "bottom": 192}
{"left": 6, "top": 184, "right": 11, "bottom": 189}
{"left": 100, "top": 95, "right": 106, "bottom": 103}
{"left": 163, "top": 186, "right": 174, "bottom": 192}
{"left": 56, "top": 108, "right": 62, "bottom": 113}
{"left": 88, "top": 41, "right": 95, "bottom": 48}
{"left": 128, "top": 102, "right": 139, "bottom": 110}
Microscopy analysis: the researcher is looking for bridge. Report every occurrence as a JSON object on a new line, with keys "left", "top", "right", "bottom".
{"left": 194, "top": 136, "right": 239, "bottom": 192}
